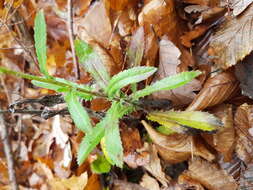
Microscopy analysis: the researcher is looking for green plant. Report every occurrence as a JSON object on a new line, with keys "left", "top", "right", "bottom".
{"left": 0, "top": 10, "right": 202, "bottom": 168}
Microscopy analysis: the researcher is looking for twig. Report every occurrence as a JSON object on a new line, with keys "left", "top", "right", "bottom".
{"left": 0, "top": 114, "right": 19, "bottom": 190}
{"left": 67, "top": 0, "right": 80, "bottom": 80}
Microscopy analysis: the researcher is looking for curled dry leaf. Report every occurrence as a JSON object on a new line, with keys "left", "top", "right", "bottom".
{"left": 152, "top": 37, "right": 201, "bottom": 106}
{"left": 178, "top": 173, "right": 205, "bottom": 190}
{"left": 121, "top": 124, "right": 149, "bottom": 168}
{"left": 79, "top": 1, "right": 112, "bottom": 47}
{"left": 209, "top": 3, "right": 253, "bottom": 69}
{"left": 142, "top": 121, "right": 215, "bottom": 163}
{"left": 231, "top": 0, "right": 253, "bottom": 16}
{"left": 180, "top": 25, "right": 208, "bottom": 48}
{"left": 143, "top": 143, "right": 171, "bottom": 186}
{"left": 202, "top": 104, "right": 235, "bottom": 161}
{"left": 187, "top": 71, "right": 239, "bottom": 111}
{"left": 183, "top": 157, "right": 238, "bottom": 190}
{"left": 234, "top": 103, "right": 253, "bottom": 164}
{"left": 182, "top": 0, "right": 218, "bottom": 6}
{"left": 118, "top": 10, "right": 135, "bottom": 37}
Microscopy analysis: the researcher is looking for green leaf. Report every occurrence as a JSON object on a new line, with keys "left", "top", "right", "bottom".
{"left": 75, "top": 39, "right": 110, "bottom": 89}
{"left": 64, "top": 91, "right": 93, "bottom": 134}
{"left": 34, "top": 10, "right": 49, "bottom": 77}
{"left": 106, "top": 66, "right": 157, "bottom": 98}
{"left": 77, "top": 123, "right": 105, "bottom": 165}
{"left": 147, "top": 110, "right": 223, "bottom": 131}
{"left": 131, "top": 71, "right": 201, "bottom": 100}
{"left": 156, "top": 125, "right": 175, "bottom": 135}
{"left": 91, "top": 155, "right": 111, "bottom": 174}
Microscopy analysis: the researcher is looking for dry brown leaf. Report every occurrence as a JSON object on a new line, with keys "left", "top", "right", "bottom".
{"left": 234, "top": 103, "right": 253, "bottom": 164}
{"left": 152, "top": 37, "right": 201, "bottom": 106}
{"left": 121, "top": 125, "right": 149, "bottom": 168}
{"left": 85, "top": 174, "right": 101, "bottom": 190}
{"left": 118, "top": 10, "right": 135, "bottom": 37}
{"left": 178, "top": 173, "right": 205, "bottom": 190}
{"left": 184, "top": 157, "right": 238, "bottom": 190}
{"left": 143, "top": 143, "right": 170, "bottom": 186}
{"left": 113, "top": 180, "right": 148, "bottom": 190}
{"left": 142, "top": 121, "right": 215, "bottom": 163}
{"left": 187, "top": 71, "right": 239, "bottom": 111}
{"left": 180, "top": 25, "right": 208, "bottom": 47}
{"left": 231, "top": 0, "right": 253, "bottom": 16}
{"left": 202, "top": 104, "right": 235, "bottom": 161}
{"left": 106, "top": 0, "right": 137, "bottom": 11}
{"left": 140, "top": 174, "right": 160, "bottom": 190}
{"left": 182, "top": 0, "right": 219, "bottom": 6}
{"left": 209, "top": 3, "right": 253, "bottom": 69}
{"left": 79, "top": 1, "right": 112, "bottom": 47}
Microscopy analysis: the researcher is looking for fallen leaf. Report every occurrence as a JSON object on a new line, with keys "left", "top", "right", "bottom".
{"left": 140, "top": 174, "right": 160, "bottom": 190}
{"left": 127, "top": 26, "right": 145, "bottom": 68}
{"left": 152, "top": 36, "right": 201, "bottom": 106}
{"left": 49, "top": 172, "right": 88, "bottom": 190}
{"left": 231, "top": 0, "right": 253, "bottom": 16}
{"left": 182, "top": 0, "right": 218, "bottom": 6}
{"left": 234, "top": 103, "right": 253, "bottom": 164}
{"left": 142, "top": 121, "right": 215, "bottom": 163}
{"left": 209, "top": 4, "right": 253, "bottom": 69}
{"left": 143, "top": 143, "right": 170, "bottom": 186}
{"left": 178, "top": 173, "right": 205, "bottom": 190}
{"left": 183, "top": 157, "right": 238, "bottom": 190}
{"left": 235, "top": 53, "right": 253, "bottom": 99}
{"left": 239, "top": 163, "right": 253, "bottom": 190}
{"left": 85, "top": 174, "right": 101, "bottom": 190}
{"left": 106, "top": 0, "right": 137, "bottom": 11}
{"left": 187, "top": 70, "right": 239, "bottom": 111}
{"left": 202, "top": 104, "right": 235, "bottom": 161}
{"left": 117, "top": 10, "right": 135, "bottom": 37}
{"left": 79, "top": 1, "right": 112, "bottom": 47}
{"left": 180, "top": 25, "right": 208, "bottom": 47}
{"left": 113, "top": 180, "right": 148, "bottom": 190}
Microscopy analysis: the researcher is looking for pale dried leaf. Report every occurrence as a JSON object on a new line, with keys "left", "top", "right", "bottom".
{"left": 113, "top": 180, "right": 148, "bottom": 190}
{"left": 185, "top": 157, "right": 238, "bottom": 190}
{"left": 187, "top": 71, "right": 239, "bottom": 111}
{"left": 178, "top": 173, "right": 205, "bottom": 190}
{"left": 80, "top": 1, "right": 112, "bottom": 47}
{"left": 231, "top": 0, "right": 253, "bottom": 16}
{"left": 140, "top": 174, "right": 160, "bottom": 190}
{"left": 234, "top": 103, "right": 253, "bottom": 164}
{"left": 209, "top": 4, "right": 253, "bottom": 69}
{"left": 142, "top": 121, "right": 215, "bottom": 163}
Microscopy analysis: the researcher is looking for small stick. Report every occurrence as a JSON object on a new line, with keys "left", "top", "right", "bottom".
{"left": 67, "top": 0, "right": 80, "bottom": 80}
{"left": 0, "top": 114, "right": 19, "bottom": 190}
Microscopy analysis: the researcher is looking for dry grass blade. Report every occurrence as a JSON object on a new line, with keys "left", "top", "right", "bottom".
{"left": 187, "top": 71, "right": 239, "bottom": 111}
{"left": 209, "top": 4, "right": 253, "bottom": 69}
{"left": 184, "top": 157, "right": 238, "bottom": 190}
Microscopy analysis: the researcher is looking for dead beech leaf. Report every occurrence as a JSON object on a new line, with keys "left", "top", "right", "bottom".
{"left": 127, "top": 26, "right": 145, "bottom": 68}
{"left": 142, "top": 121, "right": 215, "bottom": 163}
{"left": 152, "top": 37, "right": 201, "bottom": 106}
{"left": 184, "top": 157, "right": 238, "bottom": 190}
{"left": 113, "top": 180, "right": 148, "bottom": 190}
{"left": 202, "top": 104, "right": 235, "bottom": 161}
{"left": 140, "top": 174, "right": 160, "bottom": 190}
{"left": 209, "top": 4, "right": 253, "bottom": 69}
{"left": 118, "top": 10, "right": 135, "bottom": 37}
{"left": 178, "top": 173, "right": 205, "bottom": 190}
{"left": 85, "top": 174, "right": 101, "bottom": 190}
{"left": 48, "top": 172, "right": 88, "bottom": 190}
{"left": 234, "top": 103, "right": 253, "bottom": 164}
{"left": 180, "top": 25, "right": 208, "bottom": 47}
{"left": 235, "top": 53, "right": 253, "bottom": 99}
{"left": 187, "top": 71, "right": 239, "bottom": 111}
{"left": 121, "top": 125, "right": 149, "bottom": 168}
{"left": 80, "top": 1, "right": 112, "bottom": 47}
{"left": 143, "top": 143, "right": 170, "bottom": 186}
{"left": 231, "top": 0, "right": 253, "bottom": 16}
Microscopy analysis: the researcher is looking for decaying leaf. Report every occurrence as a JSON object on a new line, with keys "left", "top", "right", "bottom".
{"left": 235, "top": 53, "right": 253, "bottom": 99}
{"left": 140, "top": 174, "right": 160, "bottom": 190}
{"left": 152, "top": 37, "right": 201, "bottom": 105}
{"left": 234, "top": 103, "right": 253, "bottom": 164}
{"left": 79, "top": 1, "right": 112, "bottom": 47}
{"left": 209, "top": 4, "right": 253, "bottom": 69}
{"left": 231, "top": 0, "right": 253, "bottom": 16}
{"left": 142, "top": 143, "right": 170, "bottom": 186}
{"left": 142, "top": 121, "right": 215, "bottom": 163}
{"left": 113, "top": 180, "right": 148, "bottom": 190}
{"left": 187, "top": 71, "right": 239, "bottom": 111}
{"left": 182, "top": 157, "right": 238, "bottom": 190}
{"left": 202, "top": 104, "right": 235, "bottom": 161}
{"left": 48, "top": 172, "right": 88, "bottom": 190}
{"left": 178, "top": 173, "right": 205, "bottom": 190}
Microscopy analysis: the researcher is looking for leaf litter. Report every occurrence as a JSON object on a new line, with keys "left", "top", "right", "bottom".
{"left": 1, "top": 0, "right": 253, "bottom": 189}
